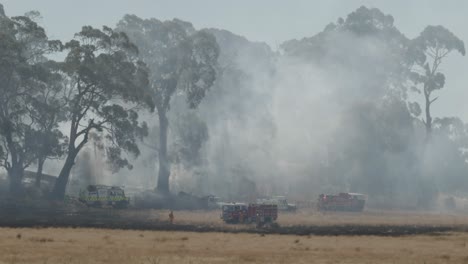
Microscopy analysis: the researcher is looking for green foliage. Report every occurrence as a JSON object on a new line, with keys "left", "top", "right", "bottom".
{"left": 1, "top": 4, "right": 467, "bottom": 204}
{"left": 117, "top": 15, "right": 219, "bottom": 111}
{"left": 409, "top": 25, "right": 465, "bottom": 93}
{"left": 282, "top": 6, "right": 409, "bottom": 65}
{"left": 281, "top": 6, "right": 411, "bottom": 104}
{"left": 55, "top": 25, "right": 153, "bottom": 171}
{"left": 407, "top": 102, "right": 422, "bottom": 117}
{"left": 408, "top": 25, "right": 465, "bottom": 132}
{"left": 0, "top": 9, "right": 62, "bottom": 191}
{"left": 279, "top": 6, "right": 467, "bottom": 205}
{"left": 117, "top": 15, "right": 219, "bottom": 192}
{"left": 344, "top": 6, "right": 395, "bottom": 35}
{"left": 413, "top": 25, "right": 465, "bottom": 57}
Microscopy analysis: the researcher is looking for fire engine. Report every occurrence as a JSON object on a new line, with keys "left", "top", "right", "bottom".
{"left": 317, "top": 192, "right": 366, "bottom": 212}
{"left": 220, "top": 203, "right": 278, "bottom": 226}
{"left": 257, "top": 196, "right": 297, "bottom": 212}
{"left": 79, "top": 185, "right": 130, "bottom": 209}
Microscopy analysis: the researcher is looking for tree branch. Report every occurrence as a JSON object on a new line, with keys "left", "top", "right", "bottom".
{"left": 75, "top": 118, "right": 110, "bottom": 140}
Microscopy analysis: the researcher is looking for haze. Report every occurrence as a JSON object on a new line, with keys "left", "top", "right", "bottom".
{"left": 3, "top": 2, "right": 468, "bottom": 263}
{"left": 3, "top": 0, "right": 467, "bottom": 121}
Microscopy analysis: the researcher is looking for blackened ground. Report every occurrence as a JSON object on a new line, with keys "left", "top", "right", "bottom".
{"left": 0, "top": 205, "right": 466, "bottom": 236}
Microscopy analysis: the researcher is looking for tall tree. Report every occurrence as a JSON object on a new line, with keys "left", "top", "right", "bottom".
{"left": 117, "top": 15, "right": 219, "bottom": 193}
{"left": 279, "top": 6, "right": 432, "bottom": 205}
{"left": 28, "top": 95, "right": 66, "bottom": 188}
{"left": 50, "top": 26, "right": 152, "bottom": 199}
{"left": 26, "top": 50, "right": 67, "bottom": 187}
{"left": 281, "top": 6, "right": 411, "bottom": 100}
{"left": 197, "top": 29, "right": 277, "bottom": 198}
{"left": 0, "top": 8, "right": 60, "bottom": 194}
{"left": 409, "top": 26, "right": 465, "bottom": 135}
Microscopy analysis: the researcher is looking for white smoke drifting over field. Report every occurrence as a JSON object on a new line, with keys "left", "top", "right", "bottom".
{"left": 63, "top": 8, "right": 467, "bottom": 210}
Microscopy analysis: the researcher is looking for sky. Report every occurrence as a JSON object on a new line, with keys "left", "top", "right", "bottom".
{"left": 2, "top": 0, "right": 468, "bottom": 121}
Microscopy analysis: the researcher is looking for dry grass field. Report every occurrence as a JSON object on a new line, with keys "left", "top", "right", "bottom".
{"left": 1, "top": 227, "right": 468, "bottom": 264}
{"left": 145, "top": 208, "right": 468, "bottom": 227}
{"left": 2, "top": 209, "right": 468, "bottom": 263}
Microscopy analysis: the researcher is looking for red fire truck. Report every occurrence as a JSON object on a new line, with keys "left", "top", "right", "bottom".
{"left": 220, "top": 203, "right": 278, "bottom": 225}
{"left": 317, "top": 192, "right": 366, "bottom": 212}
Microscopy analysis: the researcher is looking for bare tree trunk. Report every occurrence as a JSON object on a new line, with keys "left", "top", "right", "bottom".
{"left": 4, "top": 124, "right": 23, "bottom": 195}
{"left": 156, "top": 110, "right": 170, "bottom": 193}
{"left": 51, "top": 152, "right": 76, "bottom": 200}
{"left": 8, "top": 166, "right": 24, "bottom": 196}
{"left": 35, "top": 158, "right": 45, "bottom": 188}
{"left": 425, "top": 95, "right": 432, "bottom": 134}
{"left": 424, "top": 83, "right": 433, "bottom": 137}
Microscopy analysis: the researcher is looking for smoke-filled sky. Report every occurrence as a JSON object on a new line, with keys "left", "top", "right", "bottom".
{"left": 3, "top": 0, "right": 468, "bottom": 121}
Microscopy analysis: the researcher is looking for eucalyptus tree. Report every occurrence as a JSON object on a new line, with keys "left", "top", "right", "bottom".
{"left": 117, "top": 15, "right": 219, "bottom": 193}
{"left": 281, "top": 6, "right": 410, "bottom": 100}
{"left": 28, "top": 85, "right": 67, "bottom": 187}
{"left": 280, "top": 6, "right": 422, "bottom": 204}
{"left": 0, "top": 7, "right": 61, "bottom": 193}
{"left": 50, "top": 26, "right": 153, "bottom": 199}
{"left": 408, "top": 26, "right": 465, "bottom": 135}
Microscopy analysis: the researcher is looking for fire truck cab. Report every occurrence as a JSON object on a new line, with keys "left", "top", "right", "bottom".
{"left": 221, "top": 203, "right": 248, "bottom": 223}
{"left": 220, "top": 203, "right": 278, "bottom": 225}
{"left": 79, "top": 185, "right": 130, "bottom": 209}
{"left": 318, "top": 192, "right": 366, "bottom": 212}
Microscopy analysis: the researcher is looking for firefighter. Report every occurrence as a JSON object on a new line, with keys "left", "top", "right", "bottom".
{"left": 255, "top": 212, "right": 261, "bottom": 228}
{"left": 239, "top": 210, "right": 244, "bottom": 223}
{"left": 169, "top": 210, "right": 174, "bottom": 224}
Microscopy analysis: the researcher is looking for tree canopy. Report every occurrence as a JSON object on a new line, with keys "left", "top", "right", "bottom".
{"left": 117, "top": 15, "right": 219, "bottom": 193}
{"left": 408, "top": 25, "right": 465, "bottom": 134}
{"left": 0, "top": 4, "right": 467, "bottom": 209}
{"left": 0, "top": 10, "right": 62, "bottom": 194}
{"left": 50, "top": 25, "right": 153, "bottom": 199}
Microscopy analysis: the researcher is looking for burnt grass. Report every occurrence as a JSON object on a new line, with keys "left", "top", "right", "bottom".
{"left": 0, "top": 207, "right": 466, "bottom": 236}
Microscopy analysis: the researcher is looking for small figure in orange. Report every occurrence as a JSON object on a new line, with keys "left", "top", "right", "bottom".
{"left": 169, "top": 210, "right": 174, "bottom": 224}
